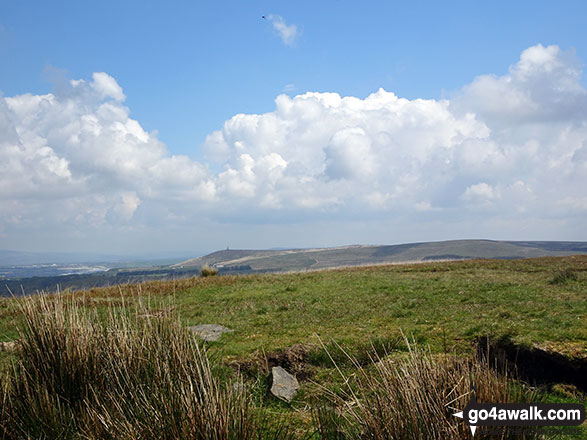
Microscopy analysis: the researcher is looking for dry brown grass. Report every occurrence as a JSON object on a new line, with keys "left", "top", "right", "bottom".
{"left": 0, "top": 294, "right": 290, "bottom": 439}
{"left": 314, "top": 338, "right": 542, "bottom": 439}
{"left": 200, "top": 265, "right": 219, "bottom": 277}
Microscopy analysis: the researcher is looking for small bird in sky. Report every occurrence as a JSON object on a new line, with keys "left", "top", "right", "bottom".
{"left": 261, "top": 15, "right": 266, "bottom": 19}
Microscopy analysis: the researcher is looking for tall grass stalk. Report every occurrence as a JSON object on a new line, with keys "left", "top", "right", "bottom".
{"left": 315, "top": 337, "right": 541, "bottom": 440}
{"left": 0, "top": 294, "right": 285, "bottom": 439}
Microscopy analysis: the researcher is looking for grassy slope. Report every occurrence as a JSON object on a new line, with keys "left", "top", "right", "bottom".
{"left": 178, "top": 256, "right": 587, "bottom": 358}
{"left": 3, "top": 256, "right": 585, "bottom": 357}
{"left": 0, "top": 255, "right": 586, "bottom": 437}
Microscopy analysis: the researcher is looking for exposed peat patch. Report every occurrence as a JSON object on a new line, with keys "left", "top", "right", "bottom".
{"left": 478, "top": 336, "right": 587, "bottom": 392}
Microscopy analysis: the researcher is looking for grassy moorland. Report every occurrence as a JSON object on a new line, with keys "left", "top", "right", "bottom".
{"left": 175, "top": 240, "right": 587, "bottom": 272}
{"left": 0, "top": 256, "right": 585, "bottom": 438}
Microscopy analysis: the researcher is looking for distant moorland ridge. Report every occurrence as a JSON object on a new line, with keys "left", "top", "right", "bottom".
{"left": 3, "top": 240, "right": 586, "bottom": 295}
{"left": 174, "top": 239, "right": 587, "bottom": 272}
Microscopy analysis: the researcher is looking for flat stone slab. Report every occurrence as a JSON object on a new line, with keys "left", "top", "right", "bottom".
{"left": 270, "top": 366, "right": 299, "bottom": 402}
{"left": 188, "top": 324, "right": 233, "bottom": 342}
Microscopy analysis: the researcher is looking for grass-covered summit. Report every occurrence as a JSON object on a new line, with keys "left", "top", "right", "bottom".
{"left": 175, "top": 240, "right": 587, "bottom": 272}
{"left": 0, "top": 256, "right": 585, "bottom": 438}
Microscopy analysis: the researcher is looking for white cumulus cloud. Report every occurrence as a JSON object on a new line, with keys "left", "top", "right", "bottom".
{"left": 462, "top": 182, "right": 500, "bottom": 202}
{"left": 0, "top": 73, "right": 212, "bottom": 231}
{"left": 1, "top": 43, "right": 587, "bottom": 251}
{"left": 90, "top": 72, "right": 126, "bottom": 102}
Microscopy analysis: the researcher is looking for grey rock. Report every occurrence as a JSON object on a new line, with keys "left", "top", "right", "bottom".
{"left": 188, "top": 324, "right": 233, "bottom": 342}
{"left": 270, "top": 366, "right": 299, "bottom": 402}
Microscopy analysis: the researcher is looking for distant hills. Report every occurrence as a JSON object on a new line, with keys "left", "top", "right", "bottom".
{"left": 174, "top": 240, "right": 587, "bottom": 273}
{"left": 3, "top": 240, "right": 586, "bottom": 295}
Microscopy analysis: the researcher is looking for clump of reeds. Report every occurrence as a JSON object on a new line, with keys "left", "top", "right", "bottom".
{"left": 549, "top": 268, "right": 578, "bottom": 284}
{"left": 0, "top": 294, "right": 285, "bottom": 439}
{"left": 200, "top": 265, "right": 219, "bottom": 277}
{"left": 315, "top": 338, "right": 541, "bottom": 440}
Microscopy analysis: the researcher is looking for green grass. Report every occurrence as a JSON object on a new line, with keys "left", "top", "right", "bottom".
{"left": 169, "top": 257, "right": 587, "bottom": 358}
{"left": 0, "top": 256, "right": 586, "bottom": 438}
{"left": 2, "top": 256, "right": 585, "bottom": 366}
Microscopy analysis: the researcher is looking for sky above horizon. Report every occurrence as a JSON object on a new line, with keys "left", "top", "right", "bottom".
{"left": 1, "top": 0, "right": 587, "bottom": 256}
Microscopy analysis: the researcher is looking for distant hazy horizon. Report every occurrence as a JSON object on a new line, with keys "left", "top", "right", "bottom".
{"left": 1, "top": 1, "right": 586, "bottom": 254}
{"left": 3, "top": 239, "right": 587, "bottom": 268}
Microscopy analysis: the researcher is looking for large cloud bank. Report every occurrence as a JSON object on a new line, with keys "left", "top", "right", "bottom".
{"left": 1, "top": 44, "right": 586, "bottom": 249}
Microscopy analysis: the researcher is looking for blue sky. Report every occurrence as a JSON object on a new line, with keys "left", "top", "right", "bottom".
{"left": 3, "top": 0, "right": 586, "bottom": 156}
{"left": 1, "top": 1, "right": 587, "bottom": 255}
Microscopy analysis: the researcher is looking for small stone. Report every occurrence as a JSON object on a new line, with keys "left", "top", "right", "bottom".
{"left": 270, "top": 366, "right": 299, "bottom": 402}
{"left": 188, "top": 324, "right": 233, "bottom": 342}
{"left": 0, "top": 340, "right": 20, "bottom": 352}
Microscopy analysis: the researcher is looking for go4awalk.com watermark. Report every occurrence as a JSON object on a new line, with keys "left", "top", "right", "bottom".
{"left": 452, "top": 394, "right": 586, "bottom": 437}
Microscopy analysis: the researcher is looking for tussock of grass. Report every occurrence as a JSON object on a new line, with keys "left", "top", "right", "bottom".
{"left": 200, "top": 265, "right": 219, "bottom": 277}
{"left": 0, "top": 294, "right": 288, "bottom": 439}
{"left": 549, "top": 268, "right": 579, "bottom": 284}
{"left": 315, "top": 338, "right": 541, "bottom": 439}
